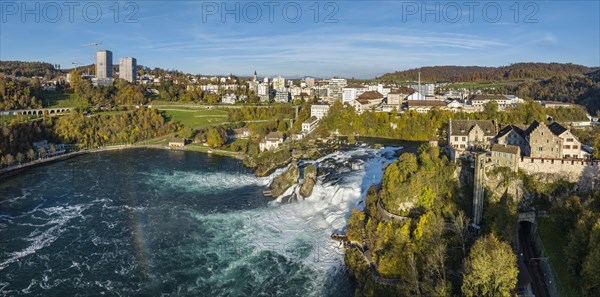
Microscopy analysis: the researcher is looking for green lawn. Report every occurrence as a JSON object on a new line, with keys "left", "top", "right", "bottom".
{"left": 93, "top": 110, "right": 128, "bottom": 116}
{"left": 41, "top": 92, "right": 76, "bottom": 108}
{"left": 537, "top": 217, "right": 581, "bottom": 296}
{"left": 158, "top": 107, "right": 229, "bottom": 128}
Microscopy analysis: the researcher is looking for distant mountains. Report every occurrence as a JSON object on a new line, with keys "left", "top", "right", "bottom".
{"left": 377, "top": 63, "right": 599, "bottom": 83}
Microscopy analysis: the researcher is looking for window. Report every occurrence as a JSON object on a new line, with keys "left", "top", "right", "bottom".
{"left": 564, "top": 155, "right": 570, "bottom": 158}
{"left": 460, "top": 144, "right": 465, "bottom": 148}
{"left": 564, "top": 145, "right": 571, "bottom": 149}
{"left": 462, "top": 137, "right": 466, "bottom": 141}
{"left": 538, "top": 147, "right": 543, "bottom": 152}
{"left": 567, "top": 138, "right": 574, "bottom": 142}
{"left": 573, "top": 145, "right": 578, "bottom": 149}
{"left": 454, "top": 136, "right": 458, "bottom": 141}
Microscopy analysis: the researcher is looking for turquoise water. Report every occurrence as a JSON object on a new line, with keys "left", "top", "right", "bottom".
{"left": 0, "top": 147, "right": 399, "bottom": 296}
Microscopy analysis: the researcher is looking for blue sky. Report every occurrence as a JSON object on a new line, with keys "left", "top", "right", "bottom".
{"left": 1, "top": 1, "right": 599, "bottom": 78}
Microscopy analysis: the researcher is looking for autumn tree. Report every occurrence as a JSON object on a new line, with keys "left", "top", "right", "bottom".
{"left": 461, "top": 234, "right": 518, "bottom": 297}
{"left": 346, "top": 209, "right": 365, "bottom": 243}
{"left": 206, "top": 127, "right": 225, "bottom": 148}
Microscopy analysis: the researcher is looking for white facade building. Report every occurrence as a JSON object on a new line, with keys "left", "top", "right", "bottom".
{"left": 311, "top": 103, "right": 330, "bottom": 119}
{"left": 302, "top": 116, "right": 319, "bottom": 133}
{"left": 221, "top": 93, "right": 236, "bottom": 104}
{"left": 259, "top": 132, "right": 284, "bottom": 152}
{"left": 328, "top": 78, "right": 347, "bottom": 101}
{"left": 275, "top": 90, "right": 290, "bottom": 103}
{"left": 406, "top": 91, "right": 426, "bottom": 100}
{"left": 273, "top": 76, "right": 285, "bottom": 91}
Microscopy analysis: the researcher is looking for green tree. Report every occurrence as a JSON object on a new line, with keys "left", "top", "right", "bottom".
{"left": 179, "top": 127, "right": 194, "bottom": 140}
{"left": 277, "top": 120, "right": 288, "bottom": 132}
{"left": 462, "top": 234, "right": 518, "bottom": 297}
{"left": 418, "top": 187, "right": 436, "bottom": 210}
{"left": 484, "top": 100, "right": 499, "bottom": 118}
{"left": 582, "top": 219, "right": 600, "bottom": 296}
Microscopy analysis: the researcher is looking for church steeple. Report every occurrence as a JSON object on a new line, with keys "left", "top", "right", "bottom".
{"left": 253, "top": 70, "right": 257, "bottom": 82}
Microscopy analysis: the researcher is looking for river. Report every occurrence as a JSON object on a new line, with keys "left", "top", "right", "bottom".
{"left": 0, "top": 146, "right": 402, "bottom": 296}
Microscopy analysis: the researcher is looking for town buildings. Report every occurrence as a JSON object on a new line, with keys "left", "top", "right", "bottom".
{"left": 273, "top": 76, "right": 285, "bottom": 91}
{"left": 547, "top": 122, "right": 586, "bottom": 159}
{"left": 448, "top": 120, "right": 498, "bottom": 157}
{"left": 490, "top": 144, "right": 521, "bottom": 172}
{"left": 275, "top": 90, "right": 290, "bottom": 103}
{"left": 95, "top": 50, "right": 112, "bottom": 79}
{"left": 407, "top": 100, "right": 447, "bottom": 113}
{"left": 496, "top": 125, "right": 529, "bottom": 155}
{"left": 221, "top": 93, "right": 236, "bottom": 104}
{"left": 93, "top": 50, "right": 114, "bottom": 86}
{"left": 169, "top": 138, "right": 185, "bottom": 148}
{"left": 311, "top": 103, "right": 330, "bottom": 119}
{"left": 386, "top": 90, "right": 409, "bottom": 106}
{"left": 448, "top": 120, "right": 591, "bottom": 162}
{"left": 328, "top": 78, "right": 347, "bottom": 101}
{"left": 525, "top": 121, "right": 563, "bottom": 159}
{"left": 259, "top": 132, "right": 284, "bottom": 152}
{"left": 354, "top": 91, "right": 384, "bottom": 113}
{"left": 302, "top": 116, "right": 319, "bottom": 133}
{"left": 119, "top": 57, "right": 137, "bottom": 83}
{"left": 342, "top": 85, "right": 368, "bottom": 104}
{"left": 468, "top": 94, "right": 523, "bottom": 108}
{"left": 406, "top": 91, "right": 426, "bottom": 100}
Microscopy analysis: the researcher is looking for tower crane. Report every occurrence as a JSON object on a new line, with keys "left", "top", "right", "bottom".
{"left": 80, "top": 42, "right": 102, "bottom": 75}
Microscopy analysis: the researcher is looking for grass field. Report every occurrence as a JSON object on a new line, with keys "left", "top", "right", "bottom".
{"left": 93, "top": 110, "right": 128, "bottom": 116}
{"left": 158, "top": 107, "right": 229, "bottom": 128}
{"left": 41, "top": 92, "right": 76, "bottom": 108}
{"left": 537, "top": 217, "right": 580, "bottom": 296}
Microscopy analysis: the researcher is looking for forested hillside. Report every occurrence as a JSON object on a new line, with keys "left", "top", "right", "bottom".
{"left": 345, "top": 145, "right": 519, "bottom": 296}
{"left": 377, "top": 63, "right": 600, "bottom": 115}
{"left": 0, "top": 61, "right": 62, "bottom": 78}
{"left": 0, "top": 75, "right": 44, "bottom": 110}
{"left": 377, "top": 63, "right": 597, "bottom": 83}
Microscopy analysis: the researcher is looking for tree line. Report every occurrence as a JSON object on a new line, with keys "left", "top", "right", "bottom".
{"left": 377, "top": 63, "right": 596, "bottom": 83}
{"left": 0, "top": 75, "right": 44, "bottom": 110}
{"left": 0, "top": 108, "right": 177, "bottom": 168}
{"left": 0, "top": 61, "right": 61, "bottom": 78}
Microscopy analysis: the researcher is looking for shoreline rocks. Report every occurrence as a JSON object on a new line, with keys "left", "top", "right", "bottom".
{"left": 299, "top": 163, "right": 317, "bottom": 198}
{"left": 268, "top": 163, "right": 300, "bottom": 198}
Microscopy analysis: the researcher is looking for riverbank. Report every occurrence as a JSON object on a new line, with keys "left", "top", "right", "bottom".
{"left": 1, "top": 137, "right": 422, "bottom": 181}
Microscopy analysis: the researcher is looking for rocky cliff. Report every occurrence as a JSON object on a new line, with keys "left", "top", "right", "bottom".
{"left": 269, "top": 163, "right": 300, "bottom": 197}
{"left": 299, "top": 163, "right": 317, "bottom": 198}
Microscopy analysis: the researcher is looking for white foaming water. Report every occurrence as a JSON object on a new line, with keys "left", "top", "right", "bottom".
{"left": 0, "top": 204, "right": 88, "bottom": 271}
{"left": 189, "top": 147, "right": 400, "bottom": 295}
{"left": 141, "top": 169, "right": 272, "bottom": 193}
